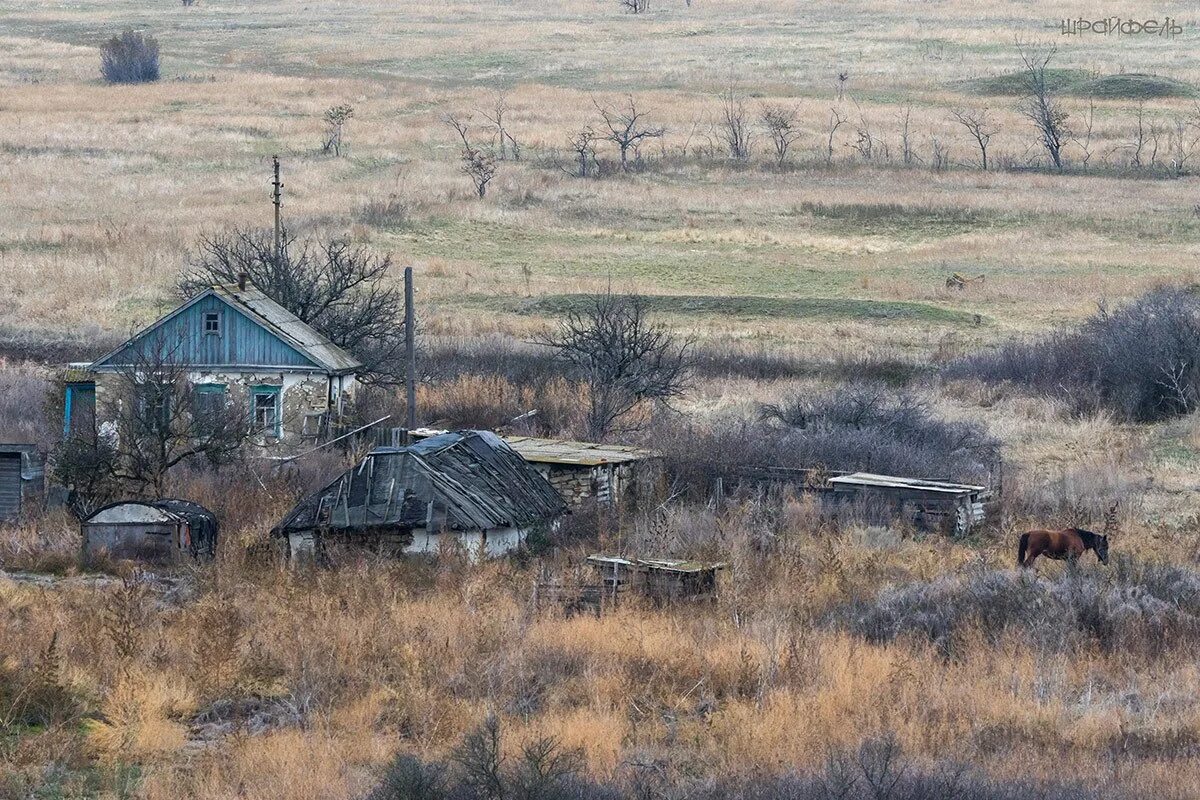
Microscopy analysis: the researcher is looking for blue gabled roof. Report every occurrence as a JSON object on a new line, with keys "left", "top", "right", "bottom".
{"left": 90, "top": 283, "right": 361, "bottom": 374}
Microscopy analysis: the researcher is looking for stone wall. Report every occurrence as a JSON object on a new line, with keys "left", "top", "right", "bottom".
{"left": 94, "top": 370, "right": 337, "bottom": 444}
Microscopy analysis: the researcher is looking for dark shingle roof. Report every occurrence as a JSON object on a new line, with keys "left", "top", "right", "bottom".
{"left": 273, "top": 431, "right": 567, "bottom": 535}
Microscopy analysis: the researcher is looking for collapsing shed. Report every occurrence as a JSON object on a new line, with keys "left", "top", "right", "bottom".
{"left": 82, "top": 499, "right": 218, "bottom": 564}
{"left": 827, "top": 473, "right": 991, "bottom": 535}
{"left": 586, "top": 555, "right": 727, "bottom": 601}
{"left": 273, "top": 430, "right": 567, "bottom": 560}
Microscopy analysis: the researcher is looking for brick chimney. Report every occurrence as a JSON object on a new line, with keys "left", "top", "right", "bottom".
{"left": 237, "top": 272, "right": 249, "bottom": 291}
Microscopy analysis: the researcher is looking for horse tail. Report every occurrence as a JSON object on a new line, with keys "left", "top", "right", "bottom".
{"left": 1018, "top": 533, "right": 1029, "bottom": 567}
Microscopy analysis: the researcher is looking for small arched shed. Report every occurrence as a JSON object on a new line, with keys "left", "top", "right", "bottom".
{"left": 82, "top": 499, "right": 218, "bottom": 565}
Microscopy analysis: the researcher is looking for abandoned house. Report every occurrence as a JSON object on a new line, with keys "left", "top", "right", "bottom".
{"left": 82, "top": 499, "right": 219, "bottom": 564}
{"left": 411, "top": 429, "right": 663, "bottom": 510}
{"left": 827, "top": 472, "right": 992, "bottom": 535}
{"left": 63, "top": 278, "right": 361, "bottom": 445}
{"left": 273, "top": 430, "right": 567, "bottom": 561}
{"left": 0, "top": 444, "right": 44, "bottom": 522}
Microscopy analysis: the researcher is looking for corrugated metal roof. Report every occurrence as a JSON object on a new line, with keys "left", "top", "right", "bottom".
{"left": 828, "top": 473, "right": 986, "bottom": 495}
{"left": 274, "top": 430, "right": 567, "bottom": 535}
{"left": 212, "top": 284, "right": 361, "bottom": 374}
{"left": 502, "top": 437, "right": 661, "bottom": 466}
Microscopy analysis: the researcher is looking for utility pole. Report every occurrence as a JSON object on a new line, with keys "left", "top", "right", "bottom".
{"left": 404, "top": 267, "right": 416, "bottom": 432}
{"left": 271, "top": 155, "right": 283, "bottom": 261}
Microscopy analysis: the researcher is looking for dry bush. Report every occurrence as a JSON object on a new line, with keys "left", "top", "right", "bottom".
{"left": 0, "top": 360, "right": 54, "bottom": 447}
{"left": 100, "top": 30, "right": 160, "bottom": 84}
{"left": 840, "top": 559, "right": 1200, "bottom": 658}
{"left": 949, "top": 288, "right": 1200, "bottom": 422}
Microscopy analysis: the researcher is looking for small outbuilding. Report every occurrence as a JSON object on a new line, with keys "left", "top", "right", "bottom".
{"left": 827, "top": 472, "right": 992, "bottom": 535}
{"left": 273, "top": 430, "right": 567, "bottom": 562}
{"left": 82, "top": 499, "right": 219, "bottom": 565}
{"left": 587, "top": 554, "right": 727, "bottom": 602}
{"left": 0, "top": 445, "right": 45, "bottom": 522}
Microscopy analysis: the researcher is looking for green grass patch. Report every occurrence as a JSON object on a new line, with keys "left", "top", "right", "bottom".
{"left": 476, "top": 293, "right": 983, "bottom": 325}
{"left": 961, "top": 69, "right": 1196, "bottom": 99}
{"left": 1078, "top": 73, "right": 1197, "bottom": 99}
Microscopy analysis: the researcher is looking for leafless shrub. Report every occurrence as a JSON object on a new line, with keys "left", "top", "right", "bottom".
{"left": 619, "top": 0, "right": 650, "bottom": 12}
{"left": 826, "top": 108, "right": 848, "bottom": 166}
{"left": 100, "top": 30, "right": 159, "bottom": 84}
{"left": 357, "top": 194, "right": 410, "bottom": 228}
{"left": 321, "top": 103, "right": 354, "bottom": 156}
{"left": 948, "top": 288, "right": 1200, "bottom": 422}
{"left": 762, "top": 383, "right": 999, "bottom": 482}
{"left": 445, "top": 115, "right": 498, "bottom": 198}
{"left": 716, "top": 86, "right": 752, "bottom": 161}
{"left": 841, "top": 559, "right": 1200, "bottom": 659}
{"left": 566, "top": 127, "right": 600, "bottom": 178}
{"left": 950, "top": 107, "right": 999, "bottom": 170}
{"left": 1073, "top": 97, "right": 1097, "bottom": 171}
{"left": 481, "top": 92, "right": 521, "bottom": 161}
{"left": 759, "top": 103, "right": 802, "bottom": 167}
{"left": 593, "top": 96, "right": 664, "bottom": 172}
{"left": 929, "top": 136, "right": 950, "bottom": 171}
{"left": 897, "top": 107, "right": 915, "bottom": 167}
{"left": 1017, "top": 43, "right": 1069, "bottom": 170}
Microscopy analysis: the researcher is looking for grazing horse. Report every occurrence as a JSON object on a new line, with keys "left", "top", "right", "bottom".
{"left": 1018, "top": 528, "right": 1109, "bottom": 568}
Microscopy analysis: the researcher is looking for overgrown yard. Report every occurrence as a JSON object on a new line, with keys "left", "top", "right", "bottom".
{"left": 7, "top": 0, "right": 1200, "bottom": 798}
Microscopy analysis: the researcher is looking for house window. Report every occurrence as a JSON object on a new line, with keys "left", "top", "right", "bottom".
{"left": 203, "top": 312, "right": 221, "bottom": 336}
{"left": 137, "top": 383, "right": 172, "bottom": 435}
{"left": 251, "top": 386, "right": 281, "bottom": 437}
{"left": 192, "top": 384, "right": 227, "bottom": 427}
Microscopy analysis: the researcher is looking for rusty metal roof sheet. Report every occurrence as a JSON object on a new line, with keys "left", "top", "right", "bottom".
{"left": 828, "top": 473, "right": 987, "bottom": 495}
{"left": 274, "top": 430, "right": 567, "bottom": 535}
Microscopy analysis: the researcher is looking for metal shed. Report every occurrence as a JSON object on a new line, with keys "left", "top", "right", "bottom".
{"left": 0, "top": 445, "right": 44, "bottom": 522}
{"left": 82, "top": 499, "right": 218, "bottom": 565}
{"left": 827, "top": 472, "right": 991, "bottom": 535}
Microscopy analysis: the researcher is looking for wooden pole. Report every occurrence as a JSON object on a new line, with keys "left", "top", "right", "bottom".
{"left": 272, "top": 155, "right": 283, "bottom": 260}
{"left": 404, "top": 267, "right": 416, "bottom": 432}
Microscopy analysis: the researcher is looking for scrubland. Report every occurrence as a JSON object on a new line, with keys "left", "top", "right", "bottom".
{"left": 7, "top": 0, "right": 1200, "bottom": 797}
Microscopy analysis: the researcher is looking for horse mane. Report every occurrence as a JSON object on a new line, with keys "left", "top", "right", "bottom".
{"left": 1074, "top": 528, "right": 1102, "bottom": 547}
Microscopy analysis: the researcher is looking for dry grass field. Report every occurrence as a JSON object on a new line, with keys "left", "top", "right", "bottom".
{"left": 7, "top": 1, "right": 1200, "bottom": 798}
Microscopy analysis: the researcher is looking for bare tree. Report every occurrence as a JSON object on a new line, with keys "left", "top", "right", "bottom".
{"left": 898, "top": 106, "right": 915, "bottom": 167}
{"left": 619, "top": 0, "right": 650, "bottom": 12}
{"left": 1128, "top": 101, "right": 1164, "bottom": 170}
{"left": 445, "top": 115, "right": 498, "bottom": 198}
{"left": 180, "top": 228, "right": 406, "bottom": 383}
{"left": 566, "top": 127, "right": 600, "bottom": 178}
{"left": 1072, "top": 97, "right": 1097, "bottom": 171}
{"left": 1018, "top": 44, "right": 1069, "bottom": 171}
{"left": 950, "top": 107, "right": 999, "bottom": 171}
{"left": 930, "top": 136, "right": 951, "bottom": 172}
{"left": 716, "top": 87, "right": 752, "bottom": 161}
{"left": 759, "top": 103, "right": 802, "bottom": 167}
{"left": 1168, "top": 104, "right": 1200, "bottom": 176}
{"left": 849, "top": 103, "right": 879, "bottom": 162}
{"left": 594, "top": 96, "right": 665, "bottom": 172}
{"left": 321, "top": 104, "right": 354, "bottom": 156}
{"left": 481, "top": 92, "right": 521, "bottom": 161}
{"left": 826, "top": 108, "right": 848, "bottom": 166}
{"left": 538, "top": 294, "right": 691, "bottom": 439}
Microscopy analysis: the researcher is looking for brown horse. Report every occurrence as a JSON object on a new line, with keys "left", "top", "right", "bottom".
{"left": 1018, "top": 528, "right": 1109, "bottom": 568}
